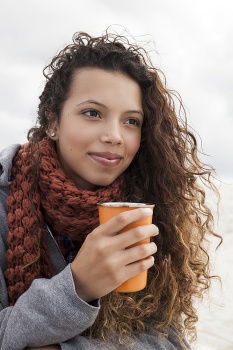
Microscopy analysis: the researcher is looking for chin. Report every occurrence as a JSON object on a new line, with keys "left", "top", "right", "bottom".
{"left": 94, "top": 180, "right": 113, "bottom": 188}
{"left": 91, "top": 176, "right": 117, "bottom": 188}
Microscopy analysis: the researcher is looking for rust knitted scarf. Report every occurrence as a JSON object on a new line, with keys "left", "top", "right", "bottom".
{"left": 4, "top": 137, "right": 128, "bottom": 306}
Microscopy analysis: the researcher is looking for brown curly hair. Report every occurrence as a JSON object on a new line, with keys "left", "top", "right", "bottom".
{"left": 26, "top": 27, "right": 223, "bottom": 349}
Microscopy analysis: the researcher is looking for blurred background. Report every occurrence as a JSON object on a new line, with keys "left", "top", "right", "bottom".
{"left": 0, "top": 0, "right": 232, "bottom": 349}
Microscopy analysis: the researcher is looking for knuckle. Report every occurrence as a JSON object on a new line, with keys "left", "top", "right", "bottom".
{"left": 84, "top": 233, "right": 91, "bottom": 243}
{"left": 117, "top": 213, "right": 128, "bottom": 226}
{"left": 107, "top": 264, "right": 120, "bottom": 284}
{"left": 85, "top": 232, "right": 95, "bottom": 246}
{"left": 104, "top": 259, "right": 114, "bottom": 273}
{"left": 134, "top": 226, "right": 144, "bottom": 239}
{"left": 140, "top": 259, "right": 149, "bottom": 271}
{"left": 95, "top": 240, "right": 106, "bottom": 257}
{"left": 139, "top": 243, "right": 150, "bottom": 255}
{"left": 104, "top": 255, "right": 117, "bottom": 271}
{"left": 89, "top": 226, "right": 99, "bottom": 238}
{"left": 111, "top": 272, "right": 121, "bottom": 285}
{"left": 104, "top": 256, "right": 122, "bottom": 285}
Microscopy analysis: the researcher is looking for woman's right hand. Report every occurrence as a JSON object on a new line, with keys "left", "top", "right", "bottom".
{"left": 70, "top": 208, "right": 159, "bottom": 302}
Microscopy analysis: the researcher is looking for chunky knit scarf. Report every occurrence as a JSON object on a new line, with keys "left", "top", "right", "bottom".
{"left": 4, "top": 136, "right": 128, "bottom": 306}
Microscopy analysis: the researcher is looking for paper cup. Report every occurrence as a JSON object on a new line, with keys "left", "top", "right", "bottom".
{"left": 97, "top": 202, "right": 155, "bottom": 293}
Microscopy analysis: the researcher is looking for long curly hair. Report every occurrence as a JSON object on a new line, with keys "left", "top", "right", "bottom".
{"left": 26, "top": 27, "right": 222, "bottom": 349}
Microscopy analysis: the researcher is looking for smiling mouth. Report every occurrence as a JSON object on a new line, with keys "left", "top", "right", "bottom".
{"left": 88, "top": 154, "right": 122, "bottom": 167}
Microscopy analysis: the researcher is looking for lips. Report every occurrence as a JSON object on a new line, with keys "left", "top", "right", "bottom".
{"left": 88, "top": 152, "right": 123, "bottom": 160}
{"left": 88, "top": 154, "right": 122, "bottom": 167}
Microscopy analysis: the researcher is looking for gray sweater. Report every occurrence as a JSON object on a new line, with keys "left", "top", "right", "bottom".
{"left": 0, "top": 144, "right": 191, "bottom": 350}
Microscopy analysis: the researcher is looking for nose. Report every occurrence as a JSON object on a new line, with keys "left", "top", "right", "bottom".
{"left": 100, "top": 121, "right": 123, "bottom": 145}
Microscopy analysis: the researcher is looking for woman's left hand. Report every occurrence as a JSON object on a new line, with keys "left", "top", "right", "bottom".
{"left": 25, "top": 345, "right": 61, "bottom": 350}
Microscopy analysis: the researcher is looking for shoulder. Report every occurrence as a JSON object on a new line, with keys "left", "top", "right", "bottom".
{"left": 141, "top": 323, "right": 192, "bottom": 350}
{"left": 0, "top": 144, "right": 22, "bottom": 308}
{"left": 0, "top": 187, "right": 9, "bottom": 246}
{"left": 0, "top": 183, "right": 10, "bottom": 278}
{"left": 0, "top": 143, "right": 21, "bottom": 258}
{"left": 0, "top": 143, "right": 21, "bottom": 187}
{"left": 0, "top": 174, "right": 9, "bottom": 308}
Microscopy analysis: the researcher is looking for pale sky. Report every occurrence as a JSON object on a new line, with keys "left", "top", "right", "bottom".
{"left": 0, "top": 0, "right": 232, "bottom": 181}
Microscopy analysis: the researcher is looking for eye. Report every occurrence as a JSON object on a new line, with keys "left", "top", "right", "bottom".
{"left": 126, "top": 118, "right": 141, "bottom": 127}
{"left": 82, "top": 109, "right": 141, "bottom": 127}
{"left": 82, "top": 109, "right": 100, "bottom": 118}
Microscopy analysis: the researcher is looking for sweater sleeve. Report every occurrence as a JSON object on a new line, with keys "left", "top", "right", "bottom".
{"left": 58, "top": 325, "right": 192, "bottom": 350}
{"left": 0, "top": 263, "right": 101, "bottom": 350}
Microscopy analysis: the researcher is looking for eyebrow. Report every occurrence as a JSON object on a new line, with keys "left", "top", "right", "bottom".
{"left": 76, "top": 99, "right": 144, "bottom": 118}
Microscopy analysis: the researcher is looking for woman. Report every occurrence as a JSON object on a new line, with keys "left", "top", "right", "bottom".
{"left": 0, "top": 29, "right": 222, "bottom": 350}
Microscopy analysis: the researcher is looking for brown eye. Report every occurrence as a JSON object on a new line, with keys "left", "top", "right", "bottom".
{"left": 82, "top": 109, "right": 100, "bottom": 118}
{"left": 82, "top": 109, "right": 141, "bottom": 127}
{"left": 126, "top": 118, "right": 141, "bottom": 127}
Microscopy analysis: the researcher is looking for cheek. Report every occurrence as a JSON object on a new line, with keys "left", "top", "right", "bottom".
{"left": 63, "top": 128, "right": 88, "bottom": 149}
{"left": 59, "top": 130, "right": 86, "bottom": 166}
{"left": 127, "top": 134, "right": 141, "bottom": 156}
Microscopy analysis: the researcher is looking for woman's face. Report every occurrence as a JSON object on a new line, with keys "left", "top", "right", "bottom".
{"left": 49, "top": 67, "right": 144, "bottom": 191}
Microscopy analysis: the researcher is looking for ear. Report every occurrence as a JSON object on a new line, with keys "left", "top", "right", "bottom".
{"left": 45, "top": 112, "right": 59, "bottom": 140}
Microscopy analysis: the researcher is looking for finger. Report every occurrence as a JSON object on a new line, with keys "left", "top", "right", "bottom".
{"left": 122, "top": 242, "right": 157, "bottom": 266}
{"left": 98, "top": 208, "right": 153, "bottom": 237}
{"left": 122, "top": 255, "right": 155, "bottom": 281}
{"left": 113, "top": 224, "right": 159, "bottom": 249}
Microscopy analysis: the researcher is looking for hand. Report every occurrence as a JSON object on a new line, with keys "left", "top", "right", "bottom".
{"left": 70, "top": 208, "right": 159, "bottom": 302}
{"left": 25, "top": 345, "right": 61, "bottom": 350}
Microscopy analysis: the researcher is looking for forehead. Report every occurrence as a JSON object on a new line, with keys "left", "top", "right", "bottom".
{"left": 67, "top": 67, "right": 143, "bottom": 106}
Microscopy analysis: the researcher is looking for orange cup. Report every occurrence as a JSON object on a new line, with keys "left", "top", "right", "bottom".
{"left": 97, "top": 202, "right": 155, "bottom": 293}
